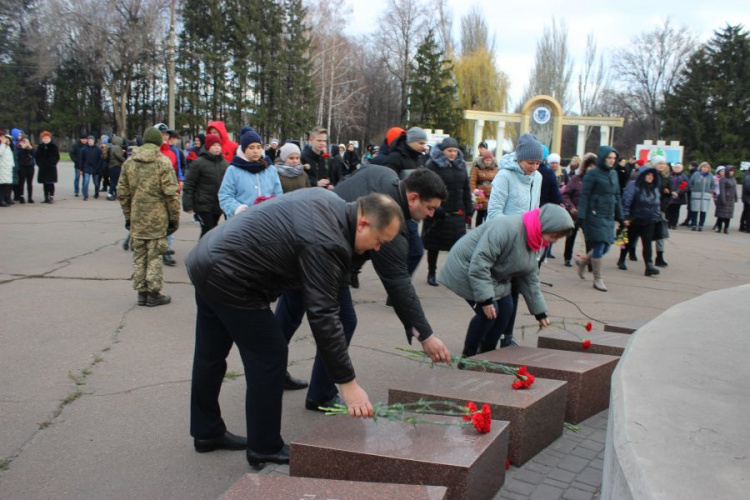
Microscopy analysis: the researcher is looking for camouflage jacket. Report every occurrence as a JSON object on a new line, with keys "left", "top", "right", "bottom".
{"left": 119, "top": 145, "right": 180, "bottom": 239}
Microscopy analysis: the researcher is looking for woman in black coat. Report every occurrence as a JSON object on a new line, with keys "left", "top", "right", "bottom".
{"left": 422, "top": 137, "right": 472, "bottom": 286}
{"left": 182, "top": 134, "right": 228, "bottom": 237}
{"left": 36, "top": 131, "right": 59, "bottom": 204}
{"left": 621, "top": 167, "right": 662, "bottom": 276}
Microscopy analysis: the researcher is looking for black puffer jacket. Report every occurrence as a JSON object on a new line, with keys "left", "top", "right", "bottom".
{"left": 186, "top": 188, "right": 357, "bottom": 384}
{"left": 370, "top": 134, "right": 422, "bottom": 179}
{"left": 182, "top": 150, "right": 228, "bottom": 214}
{"left": 334, "top": 165, "right": 433, "bottom": 343}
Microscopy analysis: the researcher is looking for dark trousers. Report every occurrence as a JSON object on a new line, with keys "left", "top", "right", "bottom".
{"left": 628, "top": 222, "right": 656, "bottom": 263}
{"left": 463, "top": 295, "right": 514, "bottom": 354}
{"left": 274, "top": 286, "right": 357, "bottom": 402}
{"left": 74, "top": 167, "right": 81, "bottom": 195}
{"left": 109, "top": 166, "right": 121, "bottom": 196}
{"left": 14, "top": 165, "right": 34, "bottom": 200}
{"left": 564, "top": 225, "right": 579, "bottom": 261}
{"left": 190, "top": 291, "right": 286, "bottom": 455}
{"left": 1, "top": 184, "right": 12, "bottom": 202}
{"left": 740, "top": 203, "right": 750, "bottom": 231}
{"left": 406, "top": 219, "right": 423, "bottom": 275}
{"left": 42, "top": 183, "right": 55, "bottom": 199}
{"left": 196, "top": 211, "right": 223, "bottom": 238}
{"left": 666, "top": 204, "right": 681, "bottom": 227}
{"left": 475, "top": 209, "right": 487, "bottom": 227}
{"left": 688, "top": 211, "right": 707, "bottom": 228}
{"left": 500, "top": 279, "right": 520, "bottom": 344}
{"left": 716, "top": 217, "right": 730, "bottom": 231}
{"left": 427, "top": 249, "right": 439, "bottom": 274}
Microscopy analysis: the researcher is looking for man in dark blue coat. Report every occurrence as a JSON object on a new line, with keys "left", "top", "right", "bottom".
{"left": 79, "top": 136, "right": 103, "bottom": 200}
{"left": 274, "top": 166, "right": 453, "bottom": 411}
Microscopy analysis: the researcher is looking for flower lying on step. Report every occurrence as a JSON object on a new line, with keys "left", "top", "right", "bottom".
{"left": 396, "top": 347, "right": 535, "bottom": 390}
{"left": 582, "top": 339, "right": 592, "bottom": 349}
{"left": 585, "top": 322, "right": 593, "bottom": 332}
{"left": 321, "top": 400, "right": 492, "bottom": 434}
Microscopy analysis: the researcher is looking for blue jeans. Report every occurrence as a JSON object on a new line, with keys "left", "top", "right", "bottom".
{"left": 74, "top": 168, "right": 81, "bottom": 195}
{"left": 82, "top": 173, "right": 100, "bottom": 199}
{"left": 688, "top": 211, "right": 707, "bottom": 228}
{"left": 463, "top": 295, "right": 515, "bottom": 354}
{"left": 274, "top": 286, "right": 357, "bottom": 402}
{"left": 167, "top": 234, "right": 174, "bottom": 251}
{"left": 591, "top": 242, "right": 610, "bottom": 259}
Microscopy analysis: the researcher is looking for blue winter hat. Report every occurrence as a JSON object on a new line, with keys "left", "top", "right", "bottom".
{"left": 515, "top": 134, "right": 544, "bottom": 162}
{"left": 240, "top": 128, "right": 262, "bottom": 151}
{"left": 239, "top": 126, "right": 252, "bottom": 138}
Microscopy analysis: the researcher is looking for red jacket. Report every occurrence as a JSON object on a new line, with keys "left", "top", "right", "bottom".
{"left": 160, "top": 143, "right": 181, "bottom": 193}
{"left": 207, "top": 121, "right": 238, "bottom": 163}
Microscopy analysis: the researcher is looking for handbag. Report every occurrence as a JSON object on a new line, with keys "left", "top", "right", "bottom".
{"left": 653, "top": 218, "right": 669, "bottom": 240}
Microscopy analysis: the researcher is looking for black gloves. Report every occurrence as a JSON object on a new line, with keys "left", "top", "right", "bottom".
{"left": 167, "top": 220, "right": 178, "bottom": 235}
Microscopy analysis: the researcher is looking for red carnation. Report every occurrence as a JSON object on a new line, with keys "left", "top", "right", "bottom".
{"left": 517, "top": 366, "right": 528, "bottom": 376}
{"left": 322, "top": 153, "right": 331, "bottom": 158}
{"left": 464, "top": 401, "right": 477, "bottom": 421}
{"left": 582, "top": 339, "right": 591, "bottom": 349}
{"left": 512, "top": 380, "right": 524, "bottom": 390}
{"left": 585, "top": 322, "right": 592, "bottom": 332}
{"left": 471, "top": 404, "right": 492, "bottom": 433}
{"left": 679, "top": 181, "right": 688, "bottom": 191}
{"left": 522, "top": 373, "right": 535, "bottom": 388}
{"left": 254, "top": 195, "right": 276, "bottom": 205}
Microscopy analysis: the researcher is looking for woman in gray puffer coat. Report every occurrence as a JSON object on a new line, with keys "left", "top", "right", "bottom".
{"left": 439, "top": 204, "right": 573, "bottom": 354}
{"left": 715, "top": 166, "right": 738, "bottom": 234}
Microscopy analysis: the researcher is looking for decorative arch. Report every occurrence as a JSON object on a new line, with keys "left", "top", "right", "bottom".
{"left": 520, "top": 95, "right": 564, "bottom": 155}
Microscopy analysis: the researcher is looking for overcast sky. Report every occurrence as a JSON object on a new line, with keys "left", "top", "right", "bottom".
{"left": 343, "top": 0, "right": 750, "bottom": 109}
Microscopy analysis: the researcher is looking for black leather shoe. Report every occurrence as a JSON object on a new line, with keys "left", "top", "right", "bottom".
{"left": 284, "top": 371, "right": 309, "bottom": 390}
{"left": 305, "top": 394, "right": 344, "bottom": 412}
{"left": 427, "top": 273, "right": 438, "bottom": 286}
{"left": 194, "top": 431, "right": 247, "bottom": 453}
{"left": 247, "top": 444, "right": 290, "bottom": 469}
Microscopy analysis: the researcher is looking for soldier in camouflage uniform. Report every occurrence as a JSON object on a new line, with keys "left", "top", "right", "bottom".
{"left": 118, "top": 127, "right": 181, "bottom": 307}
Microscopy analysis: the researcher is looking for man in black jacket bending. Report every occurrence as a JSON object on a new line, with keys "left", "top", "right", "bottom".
{"left": 186, "top": 189, "right": 402, "bottom": 468}
{"left": 274, "top": 165, "right": 452, "bottom": 412}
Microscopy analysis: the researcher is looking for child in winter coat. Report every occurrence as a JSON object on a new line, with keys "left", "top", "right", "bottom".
{"left": 219, "top": 128, "right": 283, "bottom": 218}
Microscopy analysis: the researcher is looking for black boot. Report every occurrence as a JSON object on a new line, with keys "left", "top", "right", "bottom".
{"left": 137, "top": 291, "right": 148, "bottom": 306}
{"left": 617, "top": 249, "right": 628, "bottom": 270}
{"left": 427, "top": 272, "right": 438, "bottom": 286}
{"left": 146, "top": 292, "right": 171, "bottom": 307}
{"left": 645, "top": 263, "right": 660, "bottom": 276}
{"left": 163, "top": 254, "right": 177, "bottom": 266}
{"left": 628, "top": 248, "right": 637, "bottom": 262}
{"left": 655, "top": 252, "right": 668, "bottom": 268}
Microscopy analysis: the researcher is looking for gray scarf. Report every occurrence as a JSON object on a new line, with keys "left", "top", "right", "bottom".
{"left": 274, "top": 162, "right": 305, "bottom": 178}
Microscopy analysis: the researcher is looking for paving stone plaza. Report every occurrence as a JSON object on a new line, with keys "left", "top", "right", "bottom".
{"left": 1, "top": 163, "right": 749, "bottom": 499}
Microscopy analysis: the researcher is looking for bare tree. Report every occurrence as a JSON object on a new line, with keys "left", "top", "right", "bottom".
{"left": 577, "top": 32, "right": 609, "bottom": 140}
{"left": 371, "top": 0, "right": 429, "bottom": 122}
{"left": 430, "top": 0, "right": 454, "bottom": 57}
{"left": 520, "top": 18, "right": 574, "bottom": 145}
{"left": 460, "top": 5, "right": 494, "bottom": 56}
{"left": 36, "top": 0, "right": 166, "bottom": 135}
{"left": 611, "top": 18, "right": 696, "bottom": 138}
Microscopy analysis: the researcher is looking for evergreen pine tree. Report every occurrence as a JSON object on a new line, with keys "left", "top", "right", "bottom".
{"left": 408, "top": 29, "right": 462, "bottom": 137}
{"left": 663, "top": 24, "right": 750, "bottom": 165}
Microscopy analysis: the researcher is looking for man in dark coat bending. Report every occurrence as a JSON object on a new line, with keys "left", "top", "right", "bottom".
{"left": 274, "top": 165, "right": 452, "bottom": 412}
{"left": 186, "top": 189, "right": 403, "bottom": 469}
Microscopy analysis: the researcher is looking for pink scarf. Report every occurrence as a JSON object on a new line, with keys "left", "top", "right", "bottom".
{"left": 523, "top": 208, "right": 548, "bottom": 251}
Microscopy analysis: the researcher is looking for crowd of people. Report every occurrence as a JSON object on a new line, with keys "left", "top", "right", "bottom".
{"left": 2, "top": 119, "right": 747, "bottom": 470}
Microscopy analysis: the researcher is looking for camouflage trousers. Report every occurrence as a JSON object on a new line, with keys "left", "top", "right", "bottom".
{"left": 131, "top": 237, "right": 168, "bottom": 292}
